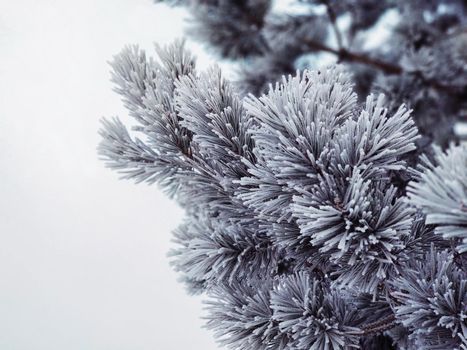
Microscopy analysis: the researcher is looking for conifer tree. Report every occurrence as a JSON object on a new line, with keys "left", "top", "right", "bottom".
{"left": 98, "top": 1, "right": 467, "bottom": 349}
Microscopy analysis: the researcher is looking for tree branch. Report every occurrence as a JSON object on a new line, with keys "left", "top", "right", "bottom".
{"left": 347, "top": 314, "right": 398, "bottom": 338}
{"left": 303, "top": 38, "right": 402, "bottom": 74}
{"left": 303, "top": 38, "right": 466, "bottom": 96}
{"left": 323, "top": 0, "right": 344, "bottom": 50}
{"left": 360, "top": 314, "right": 397, "bottom": 336}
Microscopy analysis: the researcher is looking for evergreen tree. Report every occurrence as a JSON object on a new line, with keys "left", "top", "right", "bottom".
{"left": 98, "top": 1, "right": 467, "bottom": 349}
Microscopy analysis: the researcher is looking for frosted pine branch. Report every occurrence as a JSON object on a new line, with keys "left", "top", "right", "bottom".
{"left": 99, "top": 40, "right": 467, "bottom": 350}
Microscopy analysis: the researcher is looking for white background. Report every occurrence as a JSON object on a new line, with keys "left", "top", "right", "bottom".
{"left": 0, "top": 0, "right": 220, "bottom": 349}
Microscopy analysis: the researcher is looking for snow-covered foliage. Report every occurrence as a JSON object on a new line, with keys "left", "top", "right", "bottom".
{"left": 408, "top": 144, "right": 467, "bottom": 254}
{"left": 99, "top": 40, "right": 467, "bottom": 349}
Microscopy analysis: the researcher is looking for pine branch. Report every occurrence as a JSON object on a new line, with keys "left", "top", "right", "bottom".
{"left": 360, "top": 315, "right": 397, "bottom": 336}
{"left": 303, "top": 38, "right": 465, "bottom": 95}
{"left": 346, "top": 315, "right": 397, "bottom": 337}
{"left": 303, "top": 38, "right": 402, "bottom": 74}
{"left": 100, "top": 29, "right": 467, "bottom": 348}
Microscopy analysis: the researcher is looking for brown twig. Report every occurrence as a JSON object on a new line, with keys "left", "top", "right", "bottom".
{"left": 303, "top": 39, "right": 402, "bottom": 75}
{"left": 323, "top": 0, "right": 344, "bottom": 50}
{"left": 360, "top": 314, "right": 397, "bottom": 336}
{"left": 303, "top": 38, "right": 466, "bottom": 96}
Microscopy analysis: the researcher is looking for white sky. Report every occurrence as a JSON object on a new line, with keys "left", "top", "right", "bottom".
{"left": 0, "top": 0, "right": 220, "bottom": 349}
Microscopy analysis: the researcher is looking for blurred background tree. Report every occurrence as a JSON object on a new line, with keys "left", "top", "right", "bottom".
{"left": 158, "top": 0, "right": 467, "bottom": 148}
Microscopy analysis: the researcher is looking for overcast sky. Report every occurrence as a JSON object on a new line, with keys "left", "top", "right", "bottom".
{"left": 0, "top": 1, "right": 221, "bottom": 349}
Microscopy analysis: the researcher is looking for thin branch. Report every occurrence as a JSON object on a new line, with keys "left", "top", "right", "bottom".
{"left": 303, "top": 38, "right": 466, "bottom": 96}
{"left": 360, "top": 314, "right": 397, "bottom": 336}
{"left": 303, "top": 39, "right": 402, "bottom": 74}
{"left": 323, "top": 0, "right": 343, "bottom": 50}
{"left": 348, "top": 314, "right": 398, "bottom": 337}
